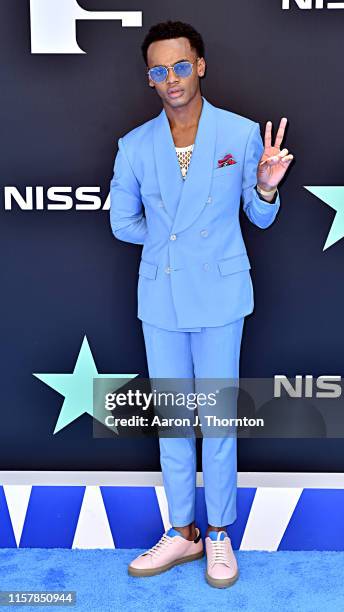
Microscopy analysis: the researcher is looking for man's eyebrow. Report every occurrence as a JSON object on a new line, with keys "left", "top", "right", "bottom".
{"left": 149, "top": 58, "right": 190, "bottom": 68}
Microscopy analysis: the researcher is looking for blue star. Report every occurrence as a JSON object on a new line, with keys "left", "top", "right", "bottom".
{"left": 304, "top": 186, "right": 344, "bottom": 250}
{"left": 33, "top": 335, "right": 138, "bottom": 434}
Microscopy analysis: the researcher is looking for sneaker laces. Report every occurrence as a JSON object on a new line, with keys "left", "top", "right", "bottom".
{"left": 140, "top": 532, "right": 173, "bottom": 558}
{"left": 209, "top": 539, "right": 231, "bottom": 567}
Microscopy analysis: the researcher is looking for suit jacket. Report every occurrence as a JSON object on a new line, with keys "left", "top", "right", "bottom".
{"left": 109, "top": 96, "right": 280, "bottom": 331}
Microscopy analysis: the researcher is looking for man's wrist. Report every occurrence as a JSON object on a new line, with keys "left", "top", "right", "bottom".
{"left": 256, "top": 183, "right": 278, "bottom": 203}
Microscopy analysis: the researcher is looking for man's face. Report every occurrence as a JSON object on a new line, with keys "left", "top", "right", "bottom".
{"left": 146, "top": 37, "right": 205, "bottom": 109}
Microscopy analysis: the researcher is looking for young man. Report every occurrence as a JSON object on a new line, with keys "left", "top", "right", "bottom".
{"left": 110, "top": 20, "right": 293, "bottom": 588}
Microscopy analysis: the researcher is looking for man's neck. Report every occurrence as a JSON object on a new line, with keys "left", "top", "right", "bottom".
{"left": 164, "top": 92, "right": 203, "bottom": 147}
{"left": 163, "top": 92, "right": 203, "bottom": 131}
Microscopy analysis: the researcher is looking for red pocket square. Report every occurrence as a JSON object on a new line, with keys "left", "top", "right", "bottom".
{"left": 217, "top": 153, "right": 237, "bottom": 168}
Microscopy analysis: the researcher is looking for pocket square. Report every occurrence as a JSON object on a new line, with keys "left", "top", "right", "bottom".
{"left": 217, "top": 153, "right": 237, "bottom": 168}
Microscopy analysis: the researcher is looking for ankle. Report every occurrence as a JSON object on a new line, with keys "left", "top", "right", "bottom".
{"left": 206, "top": 525, "right": 227, "bottom": 537}
{"left": 173, "top": 523, "right": 197, "bottom": 541}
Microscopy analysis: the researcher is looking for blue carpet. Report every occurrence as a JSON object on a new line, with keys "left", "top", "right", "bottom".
{"left": 0, "top": 549, "right": 343, "bottom": 612}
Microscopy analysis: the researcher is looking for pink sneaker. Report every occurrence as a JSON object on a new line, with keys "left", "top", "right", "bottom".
{"left": 205, "top": 530, "right": 239, "bottom": 588}
{"left": 128, "top": 527, "right": 204, "bottom": 577}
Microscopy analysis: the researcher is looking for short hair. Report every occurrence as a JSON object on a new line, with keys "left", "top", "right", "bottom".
{"left": 141, "top": 20, "right": 205, "bottom": 65}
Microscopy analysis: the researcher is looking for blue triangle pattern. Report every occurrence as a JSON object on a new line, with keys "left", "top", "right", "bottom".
{"left": 0, "top": 487, "right": 17, "bottom": 548}
{"left": 101, "top": 486, "right": 164, "bottom": 548}
{"left": 279, "top": 489, "right": 344, "bottom": 551}
{"left": 19, "top": 486, "right": 85, "bottom": 548}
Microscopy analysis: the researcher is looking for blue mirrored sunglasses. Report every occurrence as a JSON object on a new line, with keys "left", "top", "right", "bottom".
{"left": 147, "top": 58, "right": 199, "bottom": 83}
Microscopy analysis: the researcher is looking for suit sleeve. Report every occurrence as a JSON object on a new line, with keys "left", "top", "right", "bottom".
{"left": 241, "top": 122, "right": 281, "bottom": 229}
{"left": 109, "top": 137, "right": 147, "bottom": 245}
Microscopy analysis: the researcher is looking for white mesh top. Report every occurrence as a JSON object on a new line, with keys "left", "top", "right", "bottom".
{"left": 175, "top": 144, "right": 194, "bottom": 179}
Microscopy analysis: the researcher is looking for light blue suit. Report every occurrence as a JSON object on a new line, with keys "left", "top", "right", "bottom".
{"left": 110, "top": 96, "right": 280, "bottom": 331}
{"left": 110, "top": 96, "right": 280, "bottom": 526}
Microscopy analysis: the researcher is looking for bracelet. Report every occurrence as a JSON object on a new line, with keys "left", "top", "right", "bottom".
{"left": 256, "top": 184, "right": 277, "bottom": 197}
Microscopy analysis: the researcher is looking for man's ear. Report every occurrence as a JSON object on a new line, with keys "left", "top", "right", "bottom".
{"left": 198, "top": 58, "right": 206, "bottom": 78}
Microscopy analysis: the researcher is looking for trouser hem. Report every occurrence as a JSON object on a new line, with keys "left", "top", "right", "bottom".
{"left": 169, "top": 516, "right": 196, "bottom": 528}
{"left": 206, "top": 513, "right": 237, "bottom": 527}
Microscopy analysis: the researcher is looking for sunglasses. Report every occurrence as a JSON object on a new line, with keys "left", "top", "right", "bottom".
{"left": 147, "top": 58, "right": 200, "bottom": 84}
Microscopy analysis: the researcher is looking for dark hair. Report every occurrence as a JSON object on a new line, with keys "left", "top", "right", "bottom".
{"left": 141, "top": 20, "right": 205, "bottom": 65}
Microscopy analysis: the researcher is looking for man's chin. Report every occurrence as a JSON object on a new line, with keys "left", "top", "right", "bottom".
{"left": 165, "top": 94, "right": 188, "bottom": 108}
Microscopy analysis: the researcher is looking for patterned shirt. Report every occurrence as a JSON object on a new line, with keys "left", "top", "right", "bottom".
{"left": 175, "top": 144, "right": 194, "bottom": 179}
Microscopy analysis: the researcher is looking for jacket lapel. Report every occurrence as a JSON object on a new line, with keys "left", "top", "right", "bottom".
{"left": 172, "top": 97, "right": 217, "bottom": 234}
{"left": 153, "top": 106, "right": 184, "bottom": 221}
{"left": 153, "top": 96, "right": 217, "bottom": 232}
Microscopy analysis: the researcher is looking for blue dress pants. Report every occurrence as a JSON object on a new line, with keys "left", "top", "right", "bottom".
{"left": 141, "top": 317, "right": 245, "bottom": 527}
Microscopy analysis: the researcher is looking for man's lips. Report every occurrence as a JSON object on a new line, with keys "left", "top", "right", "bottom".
{"left": 167, "top": 88, "right": 184, "bottom": 97}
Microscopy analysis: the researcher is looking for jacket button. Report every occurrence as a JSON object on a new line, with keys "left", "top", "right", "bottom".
{"left": 200, "top": 229, "right": 208, "bottom": 238}
{"left": 158, "top": 200, "right": 164, "bottom": 208}
{"left": 165, "top": 266, "right": 171, "bottom": 274}
{"left": 203, "top": 263, "right": 210, "bottom": 271}
{"left": 170, "top": 234, "right": 177, "bottom": 241}
{"left": 206, "top": 196, "right": 212, "bottom": 204}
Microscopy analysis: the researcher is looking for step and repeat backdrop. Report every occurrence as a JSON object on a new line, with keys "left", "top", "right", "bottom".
{"left": 1, "top": 0, "right": 344, "bottom": 476}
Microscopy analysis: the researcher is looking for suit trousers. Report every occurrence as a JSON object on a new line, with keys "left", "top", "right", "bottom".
{"left": 141, "top": 316, "right": 245, "bottom": 527}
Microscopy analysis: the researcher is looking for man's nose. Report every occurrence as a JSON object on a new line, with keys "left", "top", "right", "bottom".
{"left": 166, "top": 67, "right": 179, "bottom": 84}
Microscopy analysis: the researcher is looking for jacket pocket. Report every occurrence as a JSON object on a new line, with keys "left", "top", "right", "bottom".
{"left": 217, "top": 253, "right": 251, "bottom": 276}
{"left": 212, "top": 164, "right": 238, "bottom": 177}
{"left": 138, "top": 259, "right": 158, "bottom": 279}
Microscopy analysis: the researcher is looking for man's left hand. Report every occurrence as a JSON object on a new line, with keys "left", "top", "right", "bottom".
{"left": 257, "top": 117, "right": 294, "bottom": 191}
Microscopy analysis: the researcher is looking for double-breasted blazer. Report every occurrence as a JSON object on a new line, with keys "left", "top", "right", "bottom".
{"left": 109, "top": 96, "right": 280, "bottom": 330}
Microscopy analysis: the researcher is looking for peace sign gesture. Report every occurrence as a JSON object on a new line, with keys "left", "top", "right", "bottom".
{"left": 257, "top": 118, "right": 294, "bottom": 191}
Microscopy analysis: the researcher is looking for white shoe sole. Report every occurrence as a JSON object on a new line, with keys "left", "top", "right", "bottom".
{"left": 128, "top": 550, "right": 204, "bottom": 577}
{"left": 205, "top": 569, "right": 239, "bottom": 588}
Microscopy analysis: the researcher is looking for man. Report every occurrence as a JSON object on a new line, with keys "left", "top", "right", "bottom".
{"left": 110, "top": 20, "right": 293, "bottom": 588}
